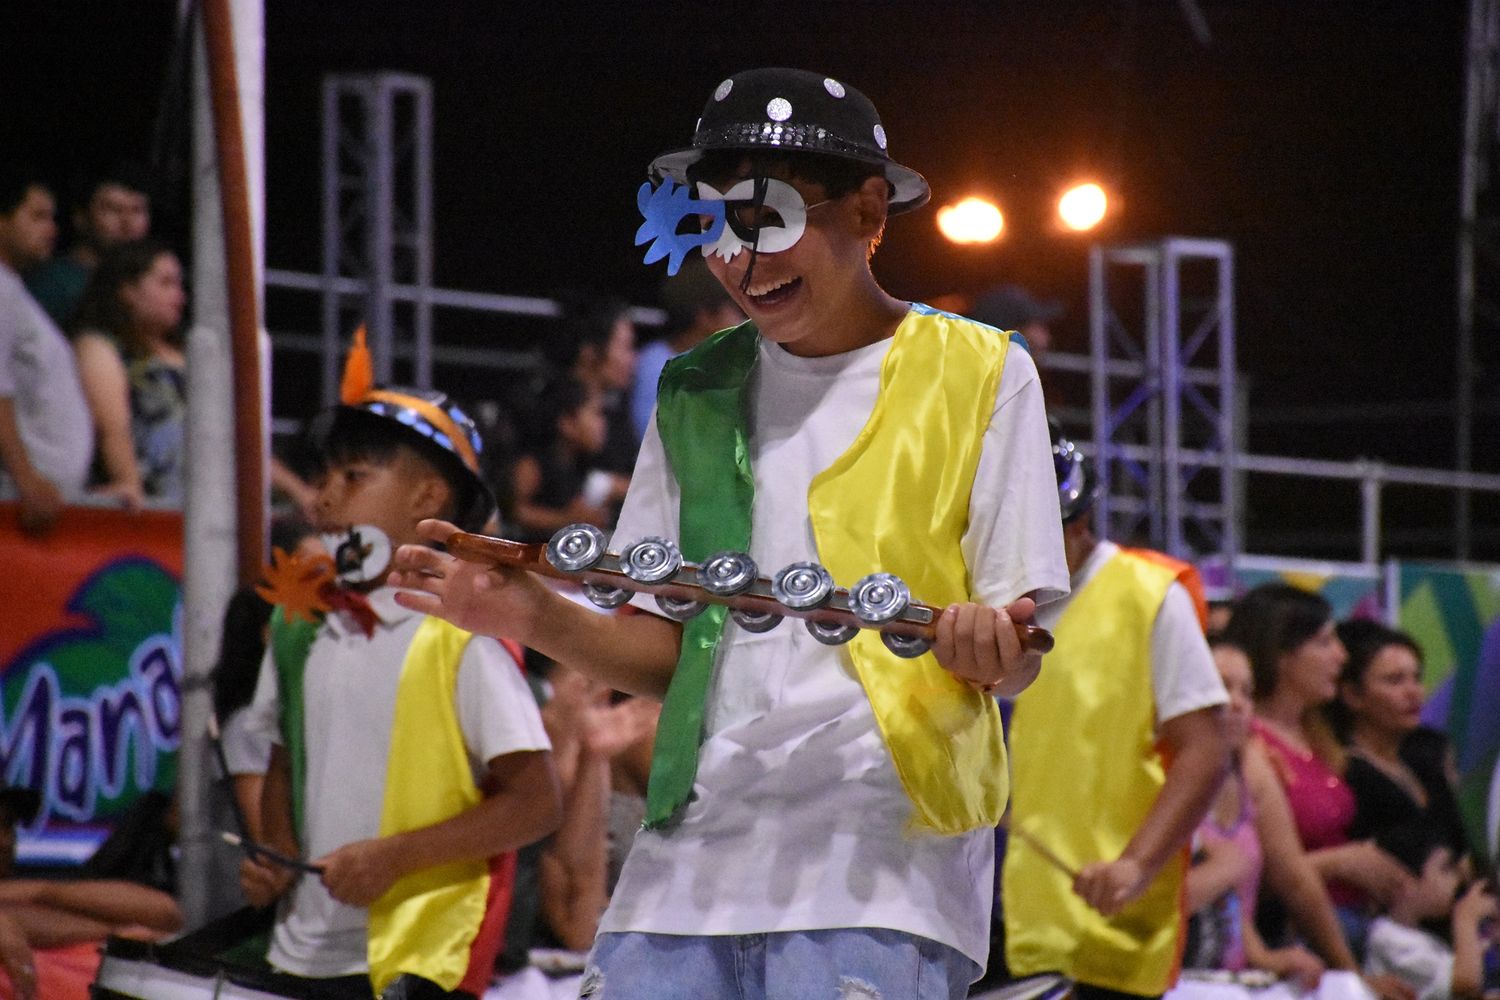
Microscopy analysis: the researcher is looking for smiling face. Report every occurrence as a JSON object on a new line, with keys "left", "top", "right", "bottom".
{"left": 697, "top": 160, "right": 889, "bottom": 357}
{"left": 1276, "top": 620, "right": 1347, "bottom": 708}
{"left": 1341, "top": 642, "right": 1425, "bottom": 739}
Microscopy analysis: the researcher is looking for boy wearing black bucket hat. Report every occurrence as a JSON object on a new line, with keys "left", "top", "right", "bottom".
{"left": 391, "top": 67, "right": 1067, "bottom": 997}
{"left": 240, "top": 348, "right": 560, "bottom": 1000}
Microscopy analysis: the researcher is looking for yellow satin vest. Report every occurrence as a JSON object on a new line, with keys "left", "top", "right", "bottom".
{"left": 367, "top": 618, "right": 491, "bottom": 994}
{"left": 808, "top": 305, "right": 1013, "bottom": 835}
{"left": 1003, "top": 548, "right": 1190, "bottom": 995}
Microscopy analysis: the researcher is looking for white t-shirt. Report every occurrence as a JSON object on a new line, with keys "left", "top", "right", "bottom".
{"left": 0, "top": 262, "right": 91, "bottom": 492}
{"left": 1034, "top": 539, "right": 1226, "bottom": 726}
{"left": 243, "top": 588, "right": 551, "bottom": 978}
{"left": 1364, "top": 916, "right": 1455, "bottom": 1000}
{"left": 598, "top": 323, "right": 1069, "bottom": 967}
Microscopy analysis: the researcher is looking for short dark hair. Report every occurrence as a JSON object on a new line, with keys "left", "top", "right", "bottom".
{"left": 74, "top": 161, "right": 153, "bottom": 209}
{"left": 1222, "top": 583, "right": 1334, "bottom": 700}
{"left": 687, "top": 148, "right": 887, "bottom": 202}
{"left": 0, "top": 163, "right": 51, "bottom": 217}
{"left": 543, "top": 293, "right": 632, "bottom": 373}
{"left": 320, "top": 409, "right": 482, "bottom": 530}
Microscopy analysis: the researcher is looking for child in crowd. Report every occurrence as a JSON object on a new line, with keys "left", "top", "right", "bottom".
{"left": 390, "top": 67, "right": 1066, "bottom": 998}
{"left": 510, "top": 374, "right": 624, "bottom": 542}
{"left": 1364, "top": 826, "right": 1497, "bottom": 1000}
{"left": 239, "top": 376, "right": 561, "bottom": 1000}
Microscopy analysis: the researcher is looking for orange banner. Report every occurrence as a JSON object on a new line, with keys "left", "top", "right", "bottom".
{"left": 0, "top": 502, "right": 183, "bottom": 864}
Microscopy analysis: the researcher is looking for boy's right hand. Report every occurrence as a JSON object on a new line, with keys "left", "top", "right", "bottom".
{"left": 239, "top": 854, "right": 295, "bottom": 908}
{"left": 387, "top": 519, "right": 551, "bottom": 642}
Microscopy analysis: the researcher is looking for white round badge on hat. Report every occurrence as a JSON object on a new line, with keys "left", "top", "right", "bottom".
{"left": 321, "top": 524, "right": 393, "bottom": 586}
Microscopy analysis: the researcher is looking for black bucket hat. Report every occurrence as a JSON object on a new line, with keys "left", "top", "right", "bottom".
{"left": 648, "top": 67, "right": 930, "bottom": 215}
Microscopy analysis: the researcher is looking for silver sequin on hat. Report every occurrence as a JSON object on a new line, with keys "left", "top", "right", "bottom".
{"left": 766, "top": 97, "right": 792, "bottom": 122}
{"left": 714, "top": 79, "right": 734, "bottom": 101}
{"left": 873, "top": 123, "right": 887, "bottom": 149}
{"left": 824, "top": 78, "right": 846, "bottom": 98}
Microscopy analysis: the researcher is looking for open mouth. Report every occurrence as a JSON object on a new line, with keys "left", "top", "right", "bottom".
{"left": 745, "top": 275, "right": 802, "bottom": 308}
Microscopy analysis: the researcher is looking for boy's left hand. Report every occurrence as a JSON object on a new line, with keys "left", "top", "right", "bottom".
{"left": 314, "top": 838, "right": 403, "bottom": 908}
{"left": 1072, "top": 856, "right": 1149, "bottom": 916}
{"left": 933, "top": 597, "right": 1039, "bottom": 698}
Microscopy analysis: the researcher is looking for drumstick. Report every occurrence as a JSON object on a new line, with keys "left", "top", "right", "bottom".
{"left": 1003, "top": 819, "right": 1079, "bottom": 880}
{"left": 221, "top": 831, "right": 326, "bottom": 876}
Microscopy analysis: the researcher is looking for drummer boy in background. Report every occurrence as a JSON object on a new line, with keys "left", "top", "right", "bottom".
{"left": 389, "top": 67, "right": 1067, "bottom": 998}
{"left": 240, "top": 370, "right": 560, "bottom": 1000}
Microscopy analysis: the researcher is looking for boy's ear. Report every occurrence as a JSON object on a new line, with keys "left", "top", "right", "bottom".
{"left": 407, "top": 466, "right": 455, "bottom": 523}
{"left": 852, "top": 175, "right": 892, "bottom": 241}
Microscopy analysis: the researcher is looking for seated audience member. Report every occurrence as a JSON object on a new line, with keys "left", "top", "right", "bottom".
{"left": 1363, "top": 826, "right": 1496, "bottom": 1000}
{"left": 1182, "top": 639, "right": 1330, "bottom": 989}
{"left": 71, "top": 238, "right": 186, "bottom": 505}
{"left": 1332, "top": 620, "right": 1468, "bottom": 864}
{"left": 239, "top": 378, "right": 560, "bottom": 999}
{"left": 0, "top": 164, "right": 92, "bottom": 536}
{"left": 629, "top": 257, "right": 742, "bottom": 439}
{"left": 24, "top": 163, "right": 150, "bottom": 329}
{"left": 0, "top": 782, "right": 181, "bottom": 1000}
{"left": 543, "top": 294, "right": 638, "bottom": 477}
{"left": 512, "top": 375, "right": 623, "bottom": 542}
{"left": 1224, "top": 584, "right": 1414, "bottom": 956}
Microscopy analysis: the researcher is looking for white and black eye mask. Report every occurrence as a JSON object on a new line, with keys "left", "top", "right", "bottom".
{"left": 634, "top": 175, "right": 816, "bottom": 285}
{"left": 320, "top": 524, "right": 393, "bottom": 586}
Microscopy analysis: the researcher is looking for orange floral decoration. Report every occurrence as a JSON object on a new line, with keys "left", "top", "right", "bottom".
{"left": 255, "top": 547, "right": 337, "bottom": 623}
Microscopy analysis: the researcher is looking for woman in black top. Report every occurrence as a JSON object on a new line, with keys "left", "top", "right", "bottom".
{"left": 1331, "top": 620, "right": 1468, "bottom": 861}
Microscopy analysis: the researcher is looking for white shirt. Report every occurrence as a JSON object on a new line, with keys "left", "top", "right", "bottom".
{"left": 1364, "top": 916, "right": 1455, "bottom": 1000}
{"left": 1034, "top": 539, "right": 1226, "bottom": 726}
{"left": 243, "top": 588, "right": 551, "bottom": 978}
{"left": 598, "top": 326, "right": 1069, "bottom": 967}
{"left": 0, "top": 262, "right": 91, "bottom": 492}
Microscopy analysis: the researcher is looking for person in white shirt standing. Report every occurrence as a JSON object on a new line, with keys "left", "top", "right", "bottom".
{"left": 389, "top": 67, "right": 1068, "bottom": 999}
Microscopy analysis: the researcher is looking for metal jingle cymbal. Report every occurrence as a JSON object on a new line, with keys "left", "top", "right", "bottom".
{"left": 656, "top": 594, "right": 710, "bottom": 621}
{"left": 880, "top": 630, "right": 932, "bottom": 659}
{"left": 547, "top": 523, "right": 608, "bottom": 573}
{"left": 848, "top": 572, "right": 911, "bottom": 626}
{"left": 730, "top": 607, "right": 784, "bottom": 633}
{"left": 583, "top": 581, "right": 634, "bottom": 609}
{"left": 698, "top": 550, "right": 759, "bottom": 597}
{"left": 619, "top": 536, "right": 683, "bottom": 585}
{"left": 771, "top": 561, "right": 835, "bottom": 611}
{"left": 805, "top": 618, "right": 859, "bottom": 645}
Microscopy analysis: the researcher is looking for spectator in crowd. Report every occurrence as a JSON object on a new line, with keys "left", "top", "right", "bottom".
{"left": 1179, "top": 638, "right": 1359, "bottom": 988}
{"left": 24, "top": 163, "right": 150, "bottom": 329}
{"left": 1332, "top": 620, "right": 1469, "bottom": 865}
{"left": 0, "top": 164, "right": 93, "bottom": 535}
{"left": 511, "top": 374, "right": 624, "bottom": 542}
{"left": 0, "top": 781, "right": 181, "bottom": 1000}
{"left": 1224, "top": 584, "right": 1414, "bottom": 957}
{"left": 629, "top": 257, "right": 742, "bottom": 439}
{"left": 970, "top": 283, "right": 1062, "bottom": 358}
{"left": 240, "top": 379, "right": 559, "bottom": 1000}
{"left": 1363, "top": 826, "right": 1496, "bottom": 1000}
{"left": 71, "top": 238, "right": 186, "bottom": 504}
{"left": 1002, "top": 421, "right": 1230, "bottom": 999}
{"left": 542, "top": 294, "right": 638, "bottom": 477}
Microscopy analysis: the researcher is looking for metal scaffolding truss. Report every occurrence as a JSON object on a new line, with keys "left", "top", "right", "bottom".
{"left": 318, "top": 72, "right": 433, "bottom": 402}
{"left": 1088, "top": 237, "right": 1238, "bottom": 561}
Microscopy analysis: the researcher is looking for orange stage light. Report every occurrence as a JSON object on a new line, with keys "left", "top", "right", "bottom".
{"left": 1058, "top": 183, "right": 1108, "bottom": 231}
{"left": 936, "top": 197, "right": 1004, "bottom": 244}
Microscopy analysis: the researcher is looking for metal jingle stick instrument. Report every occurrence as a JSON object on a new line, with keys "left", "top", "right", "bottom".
{"left": 445, "top": 524, "right": 1054, "bottom": 659}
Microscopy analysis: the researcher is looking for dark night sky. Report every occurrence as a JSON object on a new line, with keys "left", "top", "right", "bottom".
{"left": 3, "top": 1, "right": 1494, "bottom": 558}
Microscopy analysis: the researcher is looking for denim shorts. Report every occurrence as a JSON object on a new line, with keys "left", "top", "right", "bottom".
{"left": 579, "top": 927, "right": 980, "bottom": 1000}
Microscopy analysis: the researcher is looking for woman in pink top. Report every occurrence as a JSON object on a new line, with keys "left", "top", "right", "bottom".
{"left": 1224, "top": 585, "right": 1414, "bottom": 948}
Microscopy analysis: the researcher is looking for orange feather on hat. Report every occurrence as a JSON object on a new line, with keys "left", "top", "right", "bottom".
{"left": 339, "top": 324, "right": 374, "bottom": 405}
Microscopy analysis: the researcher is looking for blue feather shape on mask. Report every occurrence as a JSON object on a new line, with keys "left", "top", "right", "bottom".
{"left": 635, "top": 180, "right": 726, "bottom": 275}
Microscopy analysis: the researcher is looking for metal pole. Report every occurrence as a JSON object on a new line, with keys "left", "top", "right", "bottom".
{"left": 1360, "top": 463, "right": 1384, "bottom": 566}
{"left": 1218, "top": 249, "right": 1239, "bottom": 569}
{"left": 368, "top": 78, "right": 395, "bottom": 384}
{"left": 1144, "top": 254, "right": 1164, "bottom": 549}
{"left": 413, "top": 81, "right": 435, "bottom": 390}
{"left": 320, "top": 77, "right": 341, "bottom": 405}
{"left": 1161, "top": 245, "right": 1185, "bottom": 557}
{"left": 1089, "top": 246, "right": 1111, "bottom": 539}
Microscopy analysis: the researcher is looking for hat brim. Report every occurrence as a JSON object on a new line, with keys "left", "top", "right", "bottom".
{"left": 649, "top": 147, "right": 930, "bottom": 216}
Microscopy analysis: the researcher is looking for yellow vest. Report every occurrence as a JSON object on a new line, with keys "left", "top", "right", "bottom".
{"left": 808, "top": 305, "right": 1013, "bottom": 834}
{"left": 1003, "top": 548, "right": 1191, "bottom": 995}
{"left": 367, "top": 617, "right": 492, "bottom": 994}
